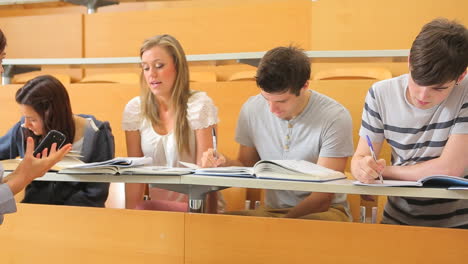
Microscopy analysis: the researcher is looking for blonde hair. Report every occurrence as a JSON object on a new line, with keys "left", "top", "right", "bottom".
{"left": 139, "top": 34, "right": 192, "bottom": 155}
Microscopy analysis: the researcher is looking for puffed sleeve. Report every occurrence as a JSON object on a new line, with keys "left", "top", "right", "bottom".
{"left": 122, "top": 97, "right": 142, "bottom": 131}
{"left": 187, "top": 92, "right": 219, "bottom": 130}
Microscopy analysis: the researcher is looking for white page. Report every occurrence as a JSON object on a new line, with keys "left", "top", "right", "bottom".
{"left": 353, "top": 180, "right": 422, "bottom": 187}
{"left": 259, "top": 160, "right": 342, "bottom": 175}
{"left": 179, "top": 161, "right": 199, "bottom": 169}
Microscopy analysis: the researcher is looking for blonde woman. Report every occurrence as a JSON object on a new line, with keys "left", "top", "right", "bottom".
{"left": 122, "top": 34, "right": 220, "bottom": 212}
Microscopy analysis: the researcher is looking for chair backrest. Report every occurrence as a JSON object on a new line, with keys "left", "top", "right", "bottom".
{"left": 313, "top": 67, "right": 392, "bottom": 81}
{"left": 190, "top": 71, "right": 217, "bottom": 82}
{"left": 227, "top": 70, "right": 257, "bottom": 81}
{"left": 79, "top": 73, "right": 140, "bottom": 84}
{"left": 12, "top": 72, "right": 71, "bottom": 84}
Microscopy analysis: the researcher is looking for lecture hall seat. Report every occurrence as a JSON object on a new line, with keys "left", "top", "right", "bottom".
{"left": 79, "top": 73, "right": 140, "bottom": 84}
{"left": 190, "top": 71, "right": 217, "bottom": 82}
{"left": 312, "top": 67, "right": 392, "bottom": 81}
{"left": 227, "top": 70, "right": 257, "bottom": 81}
{"left": 12, "top": 72, "right": 71, "bottom": 84}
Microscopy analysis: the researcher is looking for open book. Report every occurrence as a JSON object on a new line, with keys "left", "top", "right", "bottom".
{"left": 188, "top": 160, "right": 346, "bottom": 182}
{"left": 353, "top": 175, "right": 468, "bottom": 189}
{"left": 57, "top": 157, "right": 191, "bottom": 176}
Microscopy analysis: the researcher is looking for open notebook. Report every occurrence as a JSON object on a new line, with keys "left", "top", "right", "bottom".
{"left": 58, "top": 157, "right": 192, "bottom": 175}
{"left": 182, "top": 160, "right": 346, "bottom": 182}
{"left": 353, "top": 175, "right": 468, "bottom": 189}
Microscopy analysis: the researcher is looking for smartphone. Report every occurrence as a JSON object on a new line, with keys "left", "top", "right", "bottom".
{"left": 33, "top": 130, "right": 67, "bottom": 157}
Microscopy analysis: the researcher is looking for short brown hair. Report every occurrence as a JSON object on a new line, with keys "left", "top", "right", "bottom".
{"left": 256, "top": 46, "right": 310, "bottom": 96}
{"left": 0, "top": 28, "right": 6, "bottom": 52}
{"left": 409, "top": 18, "right": 468, "bottom": 86}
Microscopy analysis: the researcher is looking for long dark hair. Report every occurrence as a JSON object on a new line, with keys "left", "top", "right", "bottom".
{"left": 15, "top": 75, "right": 75, "bottom": 145}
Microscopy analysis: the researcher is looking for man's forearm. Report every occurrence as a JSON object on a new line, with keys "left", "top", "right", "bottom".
{"left": 384, "top": 157, "right": 466, "bottom": 181}
{"left": 5, "top": 172, "right": 27, "bottom": 195}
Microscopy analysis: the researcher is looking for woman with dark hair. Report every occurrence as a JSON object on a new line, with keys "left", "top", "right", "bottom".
{"left": 0, "top": 75, "right": 115, "bottom": 207}
{"left": 1, "top": 28, "right": 71, "bottom": 225}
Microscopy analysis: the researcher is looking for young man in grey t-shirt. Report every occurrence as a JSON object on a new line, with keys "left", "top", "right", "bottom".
{"left": 202, "top": 46, "right": 354, "bottom": 221}
{"left": 351, "top": 18, "right": 468, "bottom": 228}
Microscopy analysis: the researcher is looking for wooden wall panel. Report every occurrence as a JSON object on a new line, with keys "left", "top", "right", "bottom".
{"left": 84, "top": 0, "right": 311, "bottom": 57}
{"left": 0, "top": 13, "right": 83, "bottom": 58}
{"left": 0, "top": 84, "right": 22, "bottom": 135}
{"left": 0, "top": 204, "right": 184, "bottom": 264}
{"left": 310, "top": 0, "right": 468, "bottom": 50}
{"left": 0, "top": 13, "right": 84, "bottom": 80}
{"left": 185, "top": 213, "right": 468, "bottom": 264}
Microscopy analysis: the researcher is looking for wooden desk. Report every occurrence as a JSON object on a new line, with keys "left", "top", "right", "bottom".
{"left": 24, "top": 172, "right": 468, "bottom": 200}
{"left": 6, "top": 171, "right": 467, "bottom": 213}
{"left": 0, "top": 203, "right": 184, "bottom": 263}
{"left": 186, "top": 213, "right": 468, "bottom": 264}
{"left": 1, "top": 204, "right": 466, "bottom": 264}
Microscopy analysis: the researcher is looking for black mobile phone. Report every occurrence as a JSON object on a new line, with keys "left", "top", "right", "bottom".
{"left": 33, "top": 130, "right": 67, "bottom": 157}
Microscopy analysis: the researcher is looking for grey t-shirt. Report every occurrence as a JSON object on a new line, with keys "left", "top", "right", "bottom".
{"left": 235, "top": 90, "right": 354, "bottom": 210}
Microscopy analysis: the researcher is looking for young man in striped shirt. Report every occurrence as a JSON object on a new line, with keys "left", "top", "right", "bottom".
{"left": 351, "top": 18, "right": 468, "bottom": 228}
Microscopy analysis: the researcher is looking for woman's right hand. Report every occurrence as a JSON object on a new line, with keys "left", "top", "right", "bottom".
{"left": 201, "top": 148, "right": 226, "bottom": 168}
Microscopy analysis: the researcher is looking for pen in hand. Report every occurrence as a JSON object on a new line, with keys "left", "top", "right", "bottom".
{"left": 365, "top": 135, "right": 384, "bottom": 184}
{"left": 211, "top": 127, "right": 218, "bottom": 159}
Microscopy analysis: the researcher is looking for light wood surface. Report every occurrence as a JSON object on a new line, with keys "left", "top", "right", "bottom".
{"left": 0, "top": 13, "right": 82, "bottom": 58}
{"left": 83, "top": 1, "right": 310, "bottom": 57}
{"left": 1, "top": 203, "right": 466, "bottom": 264}
{"left": 0, "top": 203, "right": 184, "bottom": 264}
{"left": 15, "top": 171, "right": 468, "bottom": 201}
{"left": 185, "top": 213, "right": 468, "bottom": 264}
{"left": 0, "top": 13, "right": 84, "bottom": 81}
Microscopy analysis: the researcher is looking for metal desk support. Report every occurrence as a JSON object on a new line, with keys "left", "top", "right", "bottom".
{"left": 1, "top": 65, "right": 40, "bottom": 85}
{"left": 65, "top": 0, "right": 118, "bottom": 13}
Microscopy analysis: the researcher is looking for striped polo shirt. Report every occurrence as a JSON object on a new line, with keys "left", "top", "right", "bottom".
{"left": 360, "top": 74, "right": 468, "bottom": 228}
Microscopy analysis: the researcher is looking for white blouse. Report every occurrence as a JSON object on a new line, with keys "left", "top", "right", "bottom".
{"left": 122, "top": 91, "right": 219, "bottom": 168}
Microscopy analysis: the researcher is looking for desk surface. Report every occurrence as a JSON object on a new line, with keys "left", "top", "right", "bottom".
{"left": 14, "top": 172, "right": 468, "bottom": 200}
{"left": 2, "top": 49, "right": 409, "bottom": 66}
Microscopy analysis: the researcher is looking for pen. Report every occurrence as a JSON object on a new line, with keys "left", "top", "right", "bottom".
{"left": 211, "top": 127, "right": 218, "bottom": 159}
{"left": 365, "top": 135, "right": 384, "bottom": 184}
